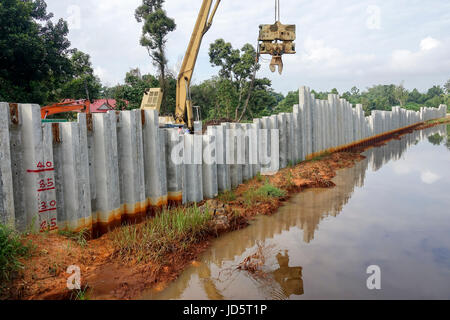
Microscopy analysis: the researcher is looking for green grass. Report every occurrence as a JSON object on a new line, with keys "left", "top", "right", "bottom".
{"left": 0, "top": 224, "right": 33, "bottom": 285}
{"left": 110, "top": 205, "right": 212, "bottom": 264}
{"left": 217, "top": 190, "right": 236, "bottom": 202}
{"left": 58, "top": 229, "right": 90, "bottom": 248}
{"left": 426, "top": 117, "right": 450, "bottom": 125}
{"left": 70, "top": 285, "right": 90, "bottom": 300}
{"left": 243, "top": 182, "right": 287, "bottom": 207}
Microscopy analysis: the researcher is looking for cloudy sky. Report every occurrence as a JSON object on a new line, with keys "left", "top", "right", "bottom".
{"left": 45, "top": 0, "right": 450, "bottom": 94}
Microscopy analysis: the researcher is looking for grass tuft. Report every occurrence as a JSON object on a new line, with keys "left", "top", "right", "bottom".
{"left": 243, "top": 182, "right": 286, "bottom": 207}
{"left": 0, "top": 224, "right": 33, "bottom": 285}
{"left": 58, "top": 229, "right": 90, "bottom": 248}
{"left": 217, "top": 190, "right": 236, "bottom": 202}
{"left": 110, "top": 205, "right": 212, "bottom": 264}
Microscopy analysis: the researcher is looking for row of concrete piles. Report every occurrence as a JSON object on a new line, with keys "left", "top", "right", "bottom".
{"left": 0, "top": 87, "right": 447, "bottom": 236}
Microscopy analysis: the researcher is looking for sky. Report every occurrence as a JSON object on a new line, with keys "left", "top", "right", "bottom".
{"left": 44, "top": 0, "right": 450, "bottom": 95}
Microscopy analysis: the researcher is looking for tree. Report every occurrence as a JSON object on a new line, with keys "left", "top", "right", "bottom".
{"left": 408, "top": 88, "right": 424, "bottom": 103}
{"left": 350, "top": 86, "right": 360, "bottom": 97}
{"left": 394, "top": 81, "right": 409, "bottom": 107}
{"left": 135, "top": 0, "right": 176, "bottom": 110}
{"left": 209, "top": 39, "right": 260, "bottom": 121}
{"left": 427, "top": 85, "right": 444, "bottom": 98}
{"left": 57, "top": 49, "right": 102, "bottom": 101}
{"left": 330, "top": 88, "right": 339, "bottom": 95}
{"left": 445, "top": 79, "right": 450, "bottom": 95}
{"left": 275, "top": 90, "right": 298, "bottom": 113}
{"left": 0, "top": 0, "right": 73, "bottom": 104}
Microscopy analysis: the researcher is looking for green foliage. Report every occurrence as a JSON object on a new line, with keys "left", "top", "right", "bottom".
{"left": 427, "top": 133, "right": 444, "bottom": 146}
{"left": 218, "top": 190, "right": 237, "bottom": 202}
{"left": 0, "top": 224, "right": 33, "bottom": 284}
{"left": 56, "top": 49, "right": 102, "bottom": 102}
{"left": 445, "top": 80, "right": 450, "bottom": 95}
{"left": 243, "top": 182, "right": 286, "bottom": 207}
{"left": 208, "top": 39, "right": 263, "bottom": 121}
{"left": 0, "top": 0, "right": 73, "bottom": 104}
{"left": 275, "top": 90, "right": 299, "bottom": 113}
{"left": 278, "top": 81, "right": 449, "bottom": 117}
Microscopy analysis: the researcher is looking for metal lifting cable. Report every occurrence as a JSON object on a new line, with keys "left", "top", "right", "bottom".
{"left": 275, "top": 0, "right": 281, "bottom": 22}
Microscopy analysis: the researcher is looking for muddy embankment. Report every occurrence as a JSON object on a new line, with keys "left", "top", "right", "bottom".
{"left": 3, "top": 118, "right": 449, "bottom": 300}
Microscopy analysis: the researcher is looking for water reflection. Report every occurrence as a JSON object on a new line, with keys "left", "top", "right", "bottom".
{"left": 271, "top": 251, "right": 304, "bottom": 297}
{"left": 141, "top": 125, "right": 450, "bottom": 300}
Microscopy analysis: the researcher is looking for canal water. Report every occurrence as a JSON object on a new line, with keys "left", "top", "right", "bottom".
{"left": 141, "top": 125, "right": 450, "bottom": 300}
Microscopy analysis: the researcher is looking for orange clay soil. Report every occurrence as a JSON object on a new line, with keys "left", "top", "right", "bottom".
{"left": 3, "top": 120, "right": 445, "bottom": 300}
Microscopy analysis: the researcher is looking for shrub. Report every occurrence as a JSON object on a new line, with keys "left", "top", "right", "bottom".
{"left": 243, "top": 183, "right": 286, "bottom": 206}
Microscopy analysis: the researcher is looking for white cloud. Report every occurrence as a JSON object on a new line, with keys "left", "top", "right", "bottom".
{"left": 420, "top": 37, "right": 441, "bottom": 51}
{"left": 301, "top": 38, "right": 342, "bottom": 64}
{"left": 420, "top": 170, "right": 441, "bottom": 185}
{"left": 389, "top": 37, "right": 450, "bottom": 74}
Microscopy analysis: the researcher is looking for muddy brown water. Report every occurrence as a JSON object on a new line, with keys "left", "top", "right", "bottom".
{"left": 140, "top": 125, "right": 450, "bottom": 300}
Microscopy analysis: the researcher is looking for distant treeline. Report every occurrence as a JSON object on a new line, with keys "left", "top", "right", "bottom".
{"left": 276, "top": 83, "right": 450, "bottom": 116}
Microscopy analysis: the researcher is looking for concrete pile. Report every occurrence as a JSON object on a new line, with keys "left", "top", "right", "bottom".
{"left": 0, "top": 87, "right": 447, "bottom": 235}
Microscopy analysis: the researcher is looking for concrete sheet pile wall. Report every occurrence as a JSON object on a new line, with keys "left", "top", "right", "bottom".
{"left": 0, "top": 89, "right": 447, "bottom": 235}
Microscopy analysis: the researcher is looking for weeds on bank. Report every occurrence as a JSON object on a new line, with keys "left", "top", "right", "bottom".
{"left": 0, "top": 224, "right": 34, "bottom": 292}
{"left": 218, "top": 190, "right": 236, "bottom": 202}
{"left": 58, "top": 229, "right": 90, "bottom": 248}
{"left": 243, "top": 182, "right": 286, "bottom": 207}
{"left": 284, "top": 170, "right": 295, "bottom": 188}
{"left": 110, "top": 205, "right": 212, "bottom": 264}
{"left": 255, "top": 173, "right": 264, "bottom": 182}
{"left": 426, "top": 117, "right": 450, "bottom": 125}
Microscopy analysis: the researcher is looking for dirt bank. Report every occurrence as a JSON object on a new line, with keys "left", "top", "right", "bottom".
{"left": 3, "top": 118, "right": 447, "bottom": 300}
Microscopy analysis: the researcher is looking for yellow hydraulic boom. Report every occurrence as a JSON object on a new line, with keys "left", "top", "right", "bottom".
{"left": 176, "top": 0, "right": 221, "bottom": 130}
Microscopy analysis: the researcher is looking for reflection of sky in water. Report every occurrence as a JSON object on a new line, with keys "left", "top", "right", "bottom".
{"left": 141, "top": 125, "right": 450, "bottom": 300}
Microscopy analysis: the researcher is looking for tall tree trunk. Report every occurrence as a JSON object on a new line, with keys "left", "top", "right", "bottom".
{"left": 238, "top": 68, "right": 257, "bottom": 122}
{"left": 159, "top": 46, "right": 167, "bottom": 115}
{"left": 234, "top": 79, "right": 243, "bottom": 121}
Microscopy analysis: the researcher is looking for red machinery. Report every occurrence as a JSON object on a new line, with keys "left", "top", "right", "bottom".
{"left": 40, "top": 99, "right": 91, "bottom": 119}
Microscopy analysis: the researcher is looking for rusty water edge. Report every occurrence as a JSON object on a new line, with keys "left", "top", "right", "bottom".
{"left": 90, "top": 196, "right": 169, "bottom": 238}
{"left": 304, "top": 122, "right": 423, "bottom": 160}
{"left": 168, "top": 191, "right": 183, "bottom": 207}
{"left": 56, "top": 197, "right": 170, "bottom": 239}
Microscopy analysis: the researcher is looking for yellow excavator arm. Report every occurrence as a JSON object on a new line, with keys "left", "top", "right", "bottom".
{"left": 176, "top": 0, "right": 221, "bottom": 131}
